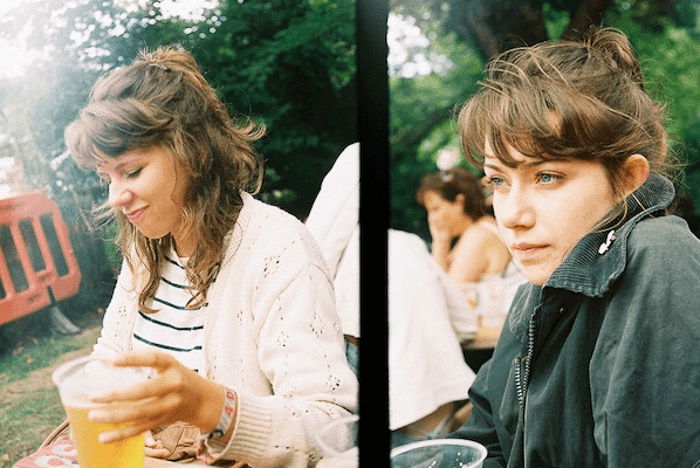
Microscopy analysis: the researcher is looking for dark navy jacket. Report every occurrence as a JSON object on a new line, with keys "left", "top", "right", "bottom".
{"left": 453, "top": 174, "right": 700, "bottom": 467}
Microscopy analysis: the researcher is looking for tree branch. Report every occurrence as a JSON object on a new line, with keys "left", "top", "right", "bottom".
{"left": 391, "top": 106, "right": 456, "bottom": 155}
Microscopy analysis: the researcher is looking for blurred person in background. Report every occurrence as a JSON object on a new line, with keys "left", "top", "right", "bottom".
{"left": 306, "top": 143, "right": 479, "bottom": 449}
{"left": 416, "top": 163, "right": 526, "bottom": 330}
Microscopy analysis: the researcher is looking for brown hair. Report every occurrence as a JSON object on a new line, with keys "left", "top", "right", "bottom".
{"left": 65, "top": 46, "right": 265, "bottom": 313}
{"left": 458, "top": 27, "right": 670, "bottom": 201}
{"left": 416, "top": 167, "right": 488, "bottom": 220}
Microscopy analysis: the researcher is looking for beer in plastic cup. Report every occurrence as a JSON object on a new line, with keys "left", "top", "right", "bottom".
{"left": 52, "top": 355, "right": 151, "bottom": 468}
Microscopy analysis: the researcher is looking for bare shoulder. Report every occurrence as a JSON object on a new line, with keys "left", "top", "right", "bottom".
{"left": 454, "top": 220, "right": 498, "bottom": 255}
{"left": 457, "top": 217, "right": 500, "bottom": 245}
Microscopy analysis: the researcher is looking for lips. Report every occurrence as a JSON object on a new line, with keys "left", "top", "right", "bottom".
{"left": 510, "top": 242, "right": 549, "bottom": 261}
{"left": 124, "top": 207, "right": 147, "bottom": 223}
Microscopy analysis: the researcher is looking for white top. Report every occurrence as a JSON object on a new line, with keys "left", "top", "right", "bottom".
{"left": 305, "top": 143, "right": 360, "bottom": 338}
{"left": 388, "top": 229, "right": 476, "bottom": 429}
{"left": 459, "top": 261, "right": 527, "bottom": 324}
{"left": 130, "top": 253, "right": 205, "bottom": 375}
{"left": 91, "top": 192, "right": 358, "bottom": 468}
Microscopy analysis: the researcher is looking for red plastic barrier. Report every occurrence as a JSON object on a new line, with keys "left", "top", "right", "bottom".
{"left": 0, "top": 192, "right": 81, "bottom": 326}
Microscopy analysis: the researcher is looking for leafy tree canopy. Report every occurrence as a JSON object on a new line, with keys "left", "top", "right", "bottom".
{"left": 390, "top": 0, "right": 700, "bottom": 237}
{"left": 0, "top": 0, "right": 357, "bottom": 220}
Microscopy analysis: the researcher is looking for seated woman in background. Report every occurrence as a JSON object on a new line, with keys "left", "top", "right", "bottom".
{"left": 417, "top": 167, "right": 525, "bottom": 330}
{"left": 417, "top": 166, "right": 509, "bottom": 283}
{"left": 60, "top": 46, "right": 357, "bottom": 467}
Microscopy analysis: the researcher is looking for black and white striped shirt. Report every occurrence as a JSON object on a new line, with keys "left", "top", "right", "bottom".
{"left": 131, "top": 253, "right": 205, "bottom": 375}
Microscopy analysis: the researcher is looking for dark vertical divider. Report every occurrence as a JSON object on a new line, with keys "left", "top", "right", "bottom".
{"left": 356, "top": 0, "right": 390, "bottom": 466}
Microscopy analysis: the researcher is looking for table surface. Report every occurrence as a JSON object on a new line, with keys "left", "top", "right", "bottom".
{"left": 13, "top": 435, "right": 211, "bottom": 468}
{"left": 145, "top": 458, "right": 208, "bottom": 467}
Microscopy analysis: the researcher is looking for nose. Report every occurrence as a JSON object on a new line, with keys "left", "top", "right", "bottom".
{"left": 107, "top": 180, "right": 133, "bottom": 209}
{"left": 496, "top": 185, "right": 535, "bottom": 231}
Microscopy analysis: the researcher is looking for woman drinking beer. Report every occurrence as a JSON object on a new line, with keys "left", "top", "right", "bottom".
{"left": 63, "top": 46, "right": 357, "bottom": 467}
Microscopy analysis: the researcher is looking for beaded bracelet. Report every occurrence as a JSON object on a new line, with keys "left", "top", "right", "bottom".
{"left": 204, "top": 386, "right": 237, "bottom": 442}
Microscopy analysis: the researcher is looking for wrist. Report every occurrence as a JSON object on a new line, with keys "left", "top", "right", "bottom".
{"left": 431, "top": 241, "right": 450, "bottom": 258}
{"left": 193, "top": 379, "right": 225, "bottom": 433}
{"left": 201, "top": 385, "right": 237, "bottom": 445}
{"left": 431, "top": 235, "right": 451, "bottom": 248}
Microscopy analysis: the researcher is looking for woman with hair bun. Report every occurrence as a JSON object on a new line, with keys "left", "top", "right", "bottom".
{"left": 417, "top": 165, "right": 511, "bottom": 284}
{"left": 61, "top": 46, "right": 357, "bottom": 467}
{"left": 451, "top": 27, "right": 700, "bottom": 467}
{"left": 416, "top": 164, "right": 525, "bottom": 331}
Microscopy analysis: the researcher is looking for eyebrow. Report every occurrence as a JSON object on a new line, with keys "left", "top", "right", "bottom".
{"left": 96, "top": 155, "right": 144, "bottom": 173}
{"left": 484, "top": 158, "right": 569, "bottom": 171}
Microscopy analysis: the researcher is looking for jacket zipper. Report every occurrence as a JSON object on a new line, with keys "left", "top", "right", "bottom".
{"left": 514, "top": 308, "right": 538, "bottom": 468}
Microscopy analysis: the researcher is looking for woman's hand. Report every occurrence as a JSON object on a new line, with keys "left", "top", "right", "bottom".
{"left": 427, "top": 213, "right": 453, "bottom": 246}
{"left": 87, "top": 350, "right": 224, "bottom": 444}
{"left": 144, "top": 430, "right": 171, "bottom": 459}
{"left": 428, "top": 213, "right": 454, "bottom": 270}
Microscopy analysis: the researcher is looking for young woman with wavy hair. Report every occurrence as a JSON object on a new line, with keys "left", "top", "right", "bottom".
{"left": 450, "top": 27, "right": 700, "bottom": 467}
{"left": 63, "top": 46, "right": 357, "bottom": 467}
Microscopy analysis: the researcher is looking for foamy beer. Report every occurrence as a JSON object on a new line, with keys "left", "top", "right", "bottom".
{"left": 52, "top": 355, "right": 151, "bottom": 468}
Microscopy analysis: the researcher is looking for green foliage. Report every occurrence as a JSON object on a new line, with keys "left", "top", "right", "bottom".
{"left": 542, "top": 2, "right": 570, "bottom": 39}
{"left": 155, "top": 0, "right": 358, "bottom": 217}
{"left": 389, "top": 0, "right": 700, "bottom": 236}
{"left": 604, "top": 7, "right": 700, "bottom": 206}
{"left": 0, "top": 0, "right": 357, "bottom": 221}
{"left": 389, "top": 27, "right": 483, "bottom": 234}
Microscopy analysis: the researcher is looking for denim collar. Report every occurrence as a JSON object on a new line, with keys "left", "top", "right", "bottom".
{"left": 542, "top": 173, "right": 675, "bottom": 298}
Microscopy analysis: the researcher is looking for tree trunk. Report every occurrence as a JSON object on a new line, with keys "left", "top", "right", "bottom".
{"left": 447, "top": 0, "right": 549, "bottom": 60}
{"left": 562, "top": 0, "right": 615, "bottom": 40}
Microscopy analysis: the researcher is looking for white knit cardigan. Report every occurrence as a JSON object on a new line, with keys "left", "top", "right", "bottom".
{"left": 91, "top": 192, "right": 358, "bottom": 467}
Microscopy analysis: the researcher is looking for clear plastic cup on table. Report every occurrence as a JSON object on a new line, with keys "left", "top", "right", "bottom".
{"left": 315, "top": 414, "right": 359, "bottom": 468}
{"left": 390, "top": 438, "right": 487, "bottom": 468}
{"left": 52, "top": 355, "right": 153, "bottom": 468}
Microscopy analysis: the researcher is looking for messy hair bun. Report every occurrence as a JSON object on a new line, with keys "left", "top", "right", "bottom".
{"left": 583, "top": 27, "right": 644, "bottom": 90}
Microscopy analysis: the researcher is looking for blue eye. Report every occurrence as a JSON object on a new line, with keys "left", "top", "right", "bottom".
{"left": 537, "top": 172, "right": 560, "bottom": 184}
{"left": 486, "top": 176, "right": 505, "bottom": 186}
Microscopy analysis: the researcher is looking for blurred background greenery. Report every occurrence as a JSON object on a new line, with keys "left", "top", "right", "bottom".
{"left": 388, "top": 0, "right": 700, "bottom": 241}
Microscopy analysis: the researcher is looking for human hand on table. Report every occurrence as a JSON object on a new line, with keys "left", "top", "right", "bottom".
{"left": 144, "top": 430, "right": 171, "bottom": 459}
{"left": 87, "top": 350, "right": 224, "bottom": 445}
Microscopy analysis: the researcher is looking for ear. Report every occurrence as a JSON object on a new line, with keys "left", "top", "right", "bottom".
{"left": 621, "top": 154, "right": 649, "bottom": 196}
{"left": 455, "top": 193, "right": 466, "bottom": 205}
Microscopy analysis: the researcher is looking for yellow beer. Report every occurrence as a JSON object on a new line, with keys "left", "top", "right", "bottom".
{"left": 65, "top": 403, "right": 144, "bottom": 468}
{"left": 52, "top": 356, "right": 152, "bottom": 467}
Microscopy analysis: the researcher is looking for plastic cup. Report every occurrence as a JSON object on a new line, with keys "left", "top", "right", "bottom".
{"left": 390, "top": 438, "right": 487, "bottom": 468}
{"left": 52, "top": 355, "right": 152, "bottom": 468}
{"left": 315, "top": 414, "right": 359, "bottom": 468}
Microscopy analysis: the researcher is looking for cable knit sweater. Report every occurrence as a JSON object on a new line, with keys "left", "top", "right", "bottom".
{"left": 91, "top": 192, "right": 358, "bottom": 467}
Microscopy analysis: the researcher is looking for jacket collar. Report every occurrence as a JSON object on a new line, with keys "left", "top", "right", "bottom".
{"left": 543, "top": 173, "right": 675, "bottom": 298}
